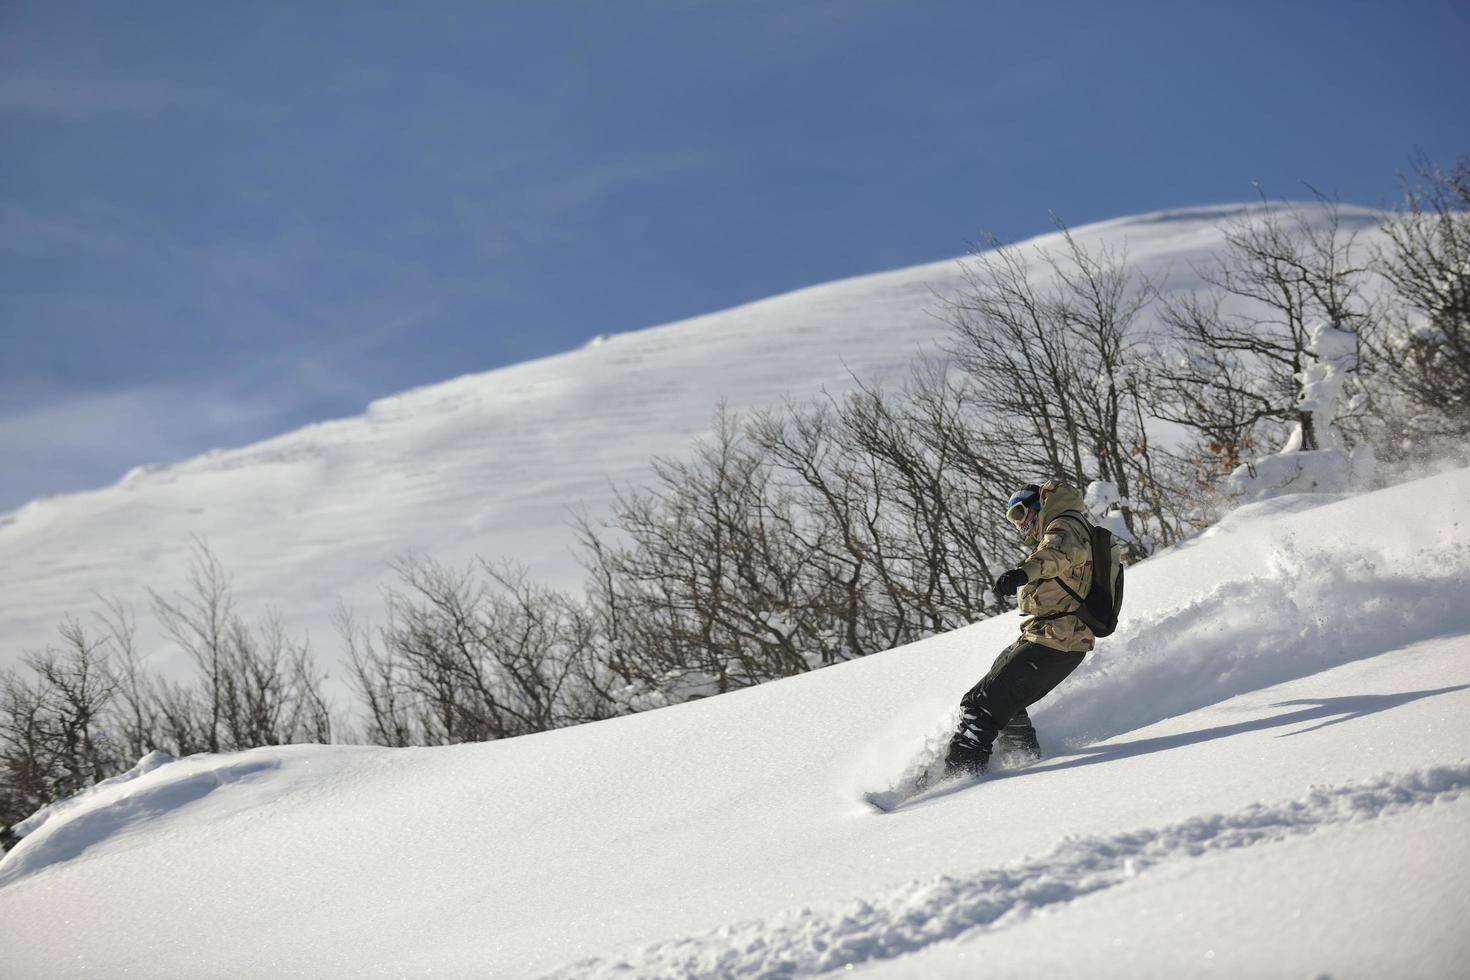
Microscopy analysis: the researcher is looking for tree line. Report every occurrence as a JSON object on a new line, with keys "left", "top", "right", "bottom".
{"left": 5, "top": 158, "right": 1467, "bottom": 849}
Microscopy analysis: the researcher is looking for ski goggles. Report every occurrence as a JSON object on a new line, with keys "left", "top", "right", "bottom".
{"left": 1006, "top": 502, "right": 1037, "bottom": 530}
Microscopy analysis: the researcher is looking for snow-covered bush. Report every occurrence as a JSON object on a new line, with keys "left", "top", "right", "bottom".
{"left": 1229, "top": 321, "right": 1376, "bottom": 501}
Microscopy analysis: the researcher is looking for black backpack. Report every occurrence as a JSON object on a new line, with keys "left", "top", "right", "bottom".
{"left": 1041, "top": 512, "right": 1125, "bottom": 638}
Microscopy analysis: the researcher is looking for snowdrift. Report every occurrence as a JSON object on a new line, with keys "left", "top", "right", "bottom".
{"left": 2, "top": 467, "right": 1467, "bottom": 978}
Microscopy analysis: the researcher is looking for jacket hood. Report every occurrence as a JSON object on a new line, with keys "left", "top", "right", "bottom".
{"left": 1027, "top": 480, "right": 1088, "bottom": 543}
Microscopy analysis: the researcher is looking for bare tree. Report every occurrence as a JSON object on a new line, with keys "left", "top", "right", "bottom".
{"left": 746, "top": 399, "right": 887, "bottom": 661}
{"left": 2, "top": 621, "right": 123, "bottom": 848}
{"left": 28, "top": 622, "right": 120, "bottom": 789}
{"left": 944, "top": 231, "right": 1090, "bottom": 482}
{"left": 96, "top": 598, "right": 162, "bottom": 763}
{"left": 580, "top": 406, "right": 827, "bottom": 702}
{"left": 829, "top": 368, "right": 1012, "bottom": 633}
{"left": 942, "top": 220, "right": 1175, "bottom": 551}
{"left": 1151, "top": 194, "right": 1375, "bottom": 479}
{"left": 339, "top": 604, "right": 417, "bottom": 747}
{"left": 0, "top": 667, "right": 51, "bottom": 848}
{"left": 149, "top": 540, "right": 234, "bottom": 752}
{"left": 1047, "top": 226, "right": 1166, "bottom": 545}
{"left": 1370, "top": 155, "right": 1470, "bottom": 440}
{"left": 150, "top": 540, "right": 333, "bottom": 752}
{"left": 342, "top": 555, "right": 606, "bottom": 745}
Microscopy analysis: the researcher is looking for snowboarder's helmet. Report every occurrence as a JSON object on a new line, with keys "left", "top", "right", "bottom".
{"left": 1006, "top": 484, "right": 1041, "bottom": 531}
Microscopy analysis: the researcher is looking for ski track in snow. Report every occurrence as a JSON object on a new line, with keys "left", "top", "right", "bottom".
{"left": 544, "top": 764, "right": 1470, "bottom": 979}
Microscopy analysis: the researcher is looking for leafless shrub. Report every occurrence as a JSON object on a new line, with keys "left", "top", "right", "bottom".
{"left": 1368, "top": 155, "right": 1470, "bottom": 446}
{"left": 342, "top": 556, "right": 605, "bottom": 745}
{"left": 579, "top": 405, "right": 831, "bottom": 703}
{"left": 150, "top": 541, "right": 333, "bottom": 752}
{"left": 1, "top": 621, "right": 121, "bottom": 848}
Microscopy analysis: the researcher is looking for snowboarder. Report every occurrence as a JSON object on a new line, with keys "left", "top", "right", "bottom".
{"left": 942, "top": 479, "right": 1099, "bottom": 779}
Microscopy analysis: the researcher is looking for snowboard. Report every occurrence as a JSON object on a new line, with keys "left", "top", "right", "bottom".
{"left": 862, "top": 752, "right": 1041, "bottom": 811}
{"left": 862, "top": 770, "right": 947, "bottom": 812}
{"left": 862, "top": 787, "right": 920, "bottom": 812}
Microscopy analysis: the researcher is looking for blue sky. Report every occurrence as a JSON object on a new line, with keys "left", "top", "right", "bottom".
{"left": 2, "top": 0, "right": 1467, "bottom": 512}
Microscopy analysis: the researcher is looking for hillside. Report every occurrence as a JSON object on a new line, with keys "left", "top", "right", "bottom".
{"left": 0, "top": 203, "right": 1388, "bottom": 683}
{"left": 1, "top": 466, "right": 1466, "bottom": 978}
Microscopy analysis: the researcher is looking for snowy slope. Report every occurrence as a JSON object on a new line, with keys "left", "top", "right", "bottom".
{"left": 1, "top": 467, "right": 1466, "bottom": 978}
{"left": 0, "top": 204, "right": 1387, "bottom": 681}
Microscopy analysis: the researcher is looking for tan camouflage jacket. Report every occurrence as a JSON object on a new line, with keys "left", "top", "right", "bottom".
{"left": 1016, "top": 480, "right": 1095, "bottom": 653}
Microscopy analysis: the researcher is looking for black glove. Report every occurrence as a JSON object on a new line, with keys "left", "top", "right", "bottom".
{"left": 994, "top": 568, "right": 1029, "bottom": 598}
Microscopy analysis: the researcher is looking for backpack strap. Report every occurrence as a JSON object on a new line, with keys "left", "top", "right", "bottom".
{"left": 1029, "top": 578, "right": 1086, "bottom": 621}
{"left": 1037, "top": 512, "right": 1092, "bottom": 590}
{"left": 1027, "top": 511, "right": 1091, "bottom": 621}
{"left": 1050, "top": 511, "right": 1092, "bottom": 541}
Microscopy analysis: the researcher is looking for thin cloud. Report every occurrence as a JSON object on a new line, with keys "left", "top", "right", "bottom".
{"left": 460, "top": 148, "right": 714, "bottom": 250}
{"left": 0, "top": 202, "right": 133, "bottom": 257}
{"left": 524, "top": 149, "right": 711, "bottom": 216}
{"left": 0, "top": 67, "right": 182, "bottom": 118}
{"left": 0, "top": 351, "right": 387, "bottom": 513}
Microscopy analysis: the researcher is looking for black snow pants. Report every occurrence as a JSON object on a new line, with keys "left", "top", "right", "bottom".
{"left": 944, "top": 639, "right": 1085, "bottom": 777}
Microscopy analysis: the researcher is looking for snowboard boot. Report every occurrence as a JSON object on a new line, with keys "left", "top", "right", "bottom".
{"left": 943, "top": 726, "right": 991, "bottom": 781}
{"left": 994, "top": 710, "right": 1043, "bottom": 768}
{"left": 942, "top": 756, "right": 984, "bottom": 781}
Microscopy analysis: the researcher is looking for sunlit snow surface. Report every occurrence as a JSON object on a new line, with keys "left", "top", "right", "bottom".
{"left": 0, "top": 203, "right": 1388, "bottom": 684}
{"left": 1, "top": 468, "right": 1467, "bottom": 978}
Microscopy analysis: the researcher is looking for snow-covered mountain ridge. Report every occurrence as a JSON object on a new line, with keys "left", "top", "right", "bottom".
{"left": 1, "top": 465, "right": 1466, "bottom": 978}
{"left": 0, "top": 203, "right": 1387, "bottom": 681}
